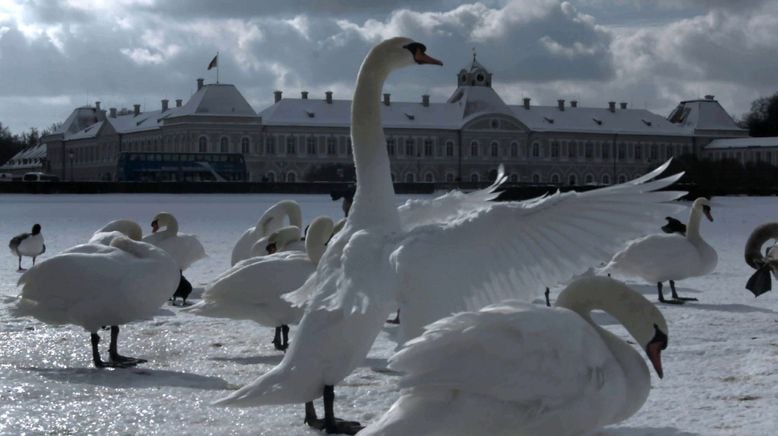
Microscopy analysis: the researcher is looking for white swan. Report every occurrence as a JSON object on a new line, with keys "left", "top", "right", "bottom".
{"left": 213, "top": 37, "right": 684, "bottom": 434}
{"left": 88, "top": 219, "right": 143, "bottom": 244}
{"left": 744, "top": 222, "right": 778, "bottom": 296}
{"left": 248, "top": 225, "right": 305, "bottom": 257}
{"left": 360, "top": 276, "right": 668, "bottom": 436}
{"left": 231, "top": 200, "right": 303, "bottom": 265}
{"left": 186, "top": 217, "right": 334, "bottom": 350}
{"left": 12, "top": 236, "right": 180, "bottom": 367}
{"left": 9, "top": 223, "right": 45, "bottom": 271}
{"left": 142, "top": 212, "right": 206, "bottom": 270}
{"left": 604, "top": 197, "right": 717, "bottom": 304}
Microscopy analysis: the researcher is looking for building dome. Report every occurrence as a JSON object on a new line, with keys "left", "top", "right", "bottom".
{"left": 457, "top": 50, "right": 492, "bottom": 87}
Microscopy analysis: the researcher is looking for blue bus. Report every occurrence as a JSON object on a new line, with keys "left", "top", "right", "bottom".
{"left": 117, "top": 152, "right": 247, "bottom": 182}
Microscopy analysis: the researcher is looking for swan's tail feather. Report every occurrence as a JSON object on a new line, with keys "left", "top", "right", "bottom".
{"left": 212, "top": 363, "right": 319, "bottom": 407}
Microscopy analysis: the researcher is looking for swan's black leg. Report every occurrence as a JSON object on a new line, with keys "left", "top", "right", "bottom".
{"left": 17, "top": 256, "right": 24, "bottom": 271}
{"left": 32, "top": 256, "right": 36, "bottom": 266}
{"left": 272, "top": 326, "right": 284, "bottom": 351}
{"left": 670, "top": 280, "right": 698, "bottom": 301}
{"left": 108, "top": 325, "right": 146, "bottom": 366}
{"left": 658, "top": 282, "right": 684, "bottom": 305}
{"left": 545, "top": 287, "right": 551, "bottom": 307}
{"left": 281, "top": 324, "right": 290, "bottom": 350}
{"left": 91, "top": 332, "right": 106, "bottom": 368}
{"left": 304, "top": 401, "right": 322, "bottom": 428}
{"left": 322, "top": 385, "right": 363, "bottom": 434}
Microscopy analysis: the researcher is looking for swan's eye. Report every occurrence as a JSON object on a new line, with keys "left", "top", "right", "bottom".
{"left": 403, "top": 42, "right": 427, "bottom": 58}
{"left": 649, "top": 324, "right": 668, "bottom": 350}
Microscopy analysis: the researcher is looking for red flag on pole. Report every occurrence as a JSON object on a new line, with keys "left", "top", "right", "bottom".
{"left": 207, "top": 54, "right": 218, "bottom": 70}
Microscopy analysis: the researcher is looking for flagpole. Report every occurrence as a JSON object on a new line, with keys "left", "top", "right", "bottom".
{"left": 216, "top": 51, "right": 220, "bottom": 84}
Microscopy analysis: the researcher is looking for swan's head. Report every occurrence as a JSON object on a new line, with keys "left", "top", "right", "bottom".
{"left": 99, "top": 219, "right": 143, "bottom": 241}
{"left": 267, "top": 225, "right": 302, "bottom": 252}
{"left": 150, "top": 212, "right": 175, "bottom": 233}
{"left": 692, "top": 197, "right": 713, "bottom": 222}
{"left": 31, "top": 223, "right": 42, "bottom": 235}
{"left": 372, "top": 37, "right": 443, "bottom": 71}
{"left": 744, "top": 222, "right": 778, "bottom": 268}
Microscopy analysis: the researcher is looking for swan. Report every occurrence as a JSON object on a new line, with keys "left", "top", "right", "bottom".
{"left": 186, "top": 217, "right": 334, "bottom": 350}
{"left": 360, "top": 276, "right": 668, "bottom": 436}
{"left": 249, "top": 225, "right": 305, "bottom": 257}
{"left": 744, "top": 222, "right": 778, "bottom": 296}
{"left": 12, "top": 236, "right": 180, "bottom": 368}
{"left": 142, "top": 212, "right": 206, "bottom": 270}
{"left": 232, "top": 200, "right": 303, "bottom": 265}
{"left": 9, "top": 223, "right": 45, "bottom": 271}
{"left": 213, "top": 37, "right": 684, "bottom": 434}
{"left": 604, "top": 197, "right": 717, "bottom": 304}
{"left": 88, "top": 219, "right": 143, "bottom": 244}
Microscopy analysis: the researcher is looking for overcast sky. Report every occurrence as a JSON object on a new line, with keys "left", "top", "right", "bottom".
{"left": 1, "top": 0, "right": 776, "bottom": 136}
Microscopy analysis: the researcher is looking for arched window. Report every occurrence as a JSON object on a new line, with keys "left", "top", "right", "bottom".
{"left": 286, "top": 171, "right": 296, "bottom": 182}
{"left": 491, "top": 142, "right": 499, "bottom": 157}
{"left": 241, "top": 137, "right": 250, "bottom": 154}
{"left": 287, "top": 136, "right": 297, "bottom": 154}
{"left": 406, "top": 138, "right": 415, "bottom": 156}
{"left": 585, "top": 173, "right": 594, "bottom": 184}
{"left": 532, "top": 174, "right": 540, "bottom": 183}
{"left": 446, "top": 141, "right": 454, "bottom": 157}
{"left": 405, "top": 173, "right": 415, "bottom": 182}
{"left": 198, "top": 136, "right": 208, "bottom": 153}
{"left": 470, "top": 141, "right": 479, "bottom": 157}
{"left": 602, "top": 174, "right": 610, "bottom": 185}
{"left": 424, "top": 172, "right": 434, "bottom": 182}
{"left": 618, "top": 174, "right": 627, "bottom": 184}
{"left": 265, "top": 172, "right": 276, "bottom": 182}
{"left": 266, "top": 136, "right": 276, "bottom": 155}
{"left": 424, "top": 138, "right": 433, "bottom": 157}
{"left": 470, "top": 173, "right": 480, "bottom": 182}
{"left": 307, "top": 136, "right": 317, "bottom": 155}
{"left": 551, "top": 174, "right": 560, "bottom": 184}
{"left": 568, "top": 174, "right": 577, "bottom": 186}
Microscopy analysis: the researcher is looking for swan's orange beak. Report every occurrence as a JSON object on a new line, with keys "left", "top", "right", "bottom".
{"left": 646, "top": 342, "right": 664, "bottom": 379}
{"left": 151, "top": 220, "right": 159, "bottom": 233}
{"left": 414, "top": 50, "right": 443, "bottom": 66}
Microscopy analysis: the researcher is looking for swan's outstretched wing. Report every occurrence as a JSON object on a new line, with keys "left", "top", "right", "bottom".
{"left": 397, "top": 165, "right": 506, "bottom": 229}
{"left": 393, "top": 166, "right": 685, "bottom": 343}
{"left": 390, "top": 301, "right": 611, "bottom": 403}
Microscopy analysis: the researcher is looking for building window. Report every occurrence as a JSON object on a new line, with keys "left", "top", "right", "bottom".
{"left": 287, "top": 136, "right": 297, "bottom": 154}
{"left": 424, "top": 138, "right": 434, "bottom": 157}
{"left": 585, "top": 142, "right": 593, "bottom": 159}
{"left": 265, "top": 172, "right": 275, "bottom": 182}
{"left": 602, "top": 174, "right": 610, "bottom": 185}
{"left": 618, "top": 174, "right": 627, "bottom": 184}
{"left": 470, "top": 141, "right": 479, "bottom": 157}
{"left": 551, "top": 173, "right": 560, "bottom": 184}
{"left": 568, "top": 174, "right": 577, "bottom": 186}
{"left": 470, "top": 173, "right": 480, "bottom": 182}
{"left": 266, "top": 136, "right": 276, "bottom": 155}
{"left": 327, "top": 137, "right": 337, "bottom": 155}
{"left": 491, "top": 142, "right": 499, "bottom": 157}
{"left": 406, "top": 138, "right": 415, "bottom": 156}
{"left": 532, "top": 143, "right": 540, "bottom": 158}
{"left": 650, "top": 145, "right": 658, "bottom": 160}
{"left": 446, "top": 141, "right": 454, "bottom": 157}
{"left": 635, "top": 145, "right": 642, "bottom": 160}
{"left": 424, "top": 173, "right": 434, "bottom": 182}
{"left": 287, "top": 171, "right": 296, "bottom": 182}
{"left": 666, "top": 145, "right": 674, "bottom": 159}
{"left": 602, "top": 143, "right": 610, "bottom": 159}
{"left": 198, "top": 136, "right": 208, "bottom": 153}
{"left": 446, "top": 173, "right": 455, "bottom": 182}
{"left": 551, "top": 141, "right": 559, "bottom": 158}
{"left": 568, "top": 142, "right": 577, "bottom": 158}
{"left": 387, "top": 138, "right": 395, "bottom": 156}
{"left": 220, "top": 137, "right": 229, "bottom": 153}
{"left": 510, "top": 142, "right": 518, "bottom": 158}
{"left": 532, "top": 174, "right": 540, "bottom": 183}
{"left": 618, "top": 143, "right": 626, "bottom": 160}
{"left": 406, "top": 173, "right": 415, "bottom": 182}
{"left": 241, "top": 137, "right": 250, "bottom": 154}
{"left": 585, "top": 174, "right": 594, "bottom": 184}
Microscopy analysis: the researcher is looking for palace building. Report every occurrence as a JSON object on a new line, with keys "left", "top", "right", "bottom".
{"left": 3, "top": 55, "right": 751, "bottom": 184}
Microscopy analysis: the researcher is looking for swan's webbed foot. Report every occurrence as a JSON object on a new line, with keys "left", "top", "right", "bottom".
{"left": 670, "top": 280, "right": 698, "bottom": 302}
{"left": 657, "top": 282, "right": 685, "bottom": 305}
{"left": 109, "top": 353, "right": 147, "bottom": 367}
{"left": 304, "top": 402, "right": 363, "bottom": 435}
{"left": 386, "top": 310, "right": 400, "bottom": 324}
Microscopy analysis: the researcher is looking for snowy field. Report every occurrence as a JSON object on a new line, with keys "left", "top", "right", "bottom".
{"left": 1, "top": 193, "right": 777, "bottom": 435}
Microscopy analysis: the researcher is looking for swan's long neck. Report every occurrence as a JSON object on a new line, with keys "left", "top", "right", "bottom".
{"left": 160, "top": 214, "right": 179, "bottom": 236}
{"left": 348, "top": 54, "right": 400, "bottom": 229}
{"left": 685, "top": 206, "right": 704, "bottom": 241}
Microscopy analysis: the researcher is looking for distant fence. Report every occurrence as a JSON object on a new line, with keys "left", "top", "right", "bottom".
{"left": 0, "top": 181, "right": 759, "bottom": 200}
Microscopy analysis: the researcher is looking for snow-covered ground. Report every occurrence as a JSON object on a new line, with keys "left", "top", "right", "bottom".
{"left": 1, "top": 193, "right": 776, "bottom": 435}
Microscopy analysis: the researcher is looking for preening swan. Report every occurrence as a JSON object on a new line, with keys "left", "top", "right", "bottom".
{"left": 12, "top": 237, "right": 180, "bottom": 368}
{"left": 213, "top": 37, "right": 684, "bottom": 435}
{"left": 142, "top": 212, "right": 206, "bottom": 271}
{"left": 250, "top": 225, "right": 304, "bottom": 257}
{"left": 744, "top": 222, "right": 778, "bottom": 296}
{"left": 360, "top": 276, "right": 668, "bottom": 436}
{"left": 88, "top": 219, "right": 143, "bottom": 244}
{"left": 187, "top": 217, "right": 334, "bottom": 351}
{"left": 231, "top": 200, "right": 303, "bottom": 265}
{"left": 604, "top": 197, "right": 717, "bottom": 304}
{"left": 9, "top": 223, "right": 45, "bottom": 271}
